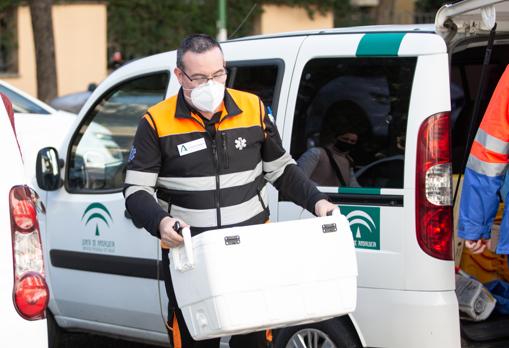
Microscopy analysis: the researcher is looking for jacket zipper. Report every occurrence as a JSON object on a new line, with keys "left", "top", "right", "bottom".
{"left": 189, "top": 115, "right": 222, "bottom": 228}
{"left": 221, "top": 131, "right": 229, "bottom": 169}
{"left": 211, "top": 138, "right": 222, "bottom": 228}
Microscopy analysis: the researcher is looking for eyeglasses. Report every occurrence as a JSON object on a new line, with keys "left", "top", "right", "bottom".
{"left": 180, "top": 69, "right": 227, "bottom": 85}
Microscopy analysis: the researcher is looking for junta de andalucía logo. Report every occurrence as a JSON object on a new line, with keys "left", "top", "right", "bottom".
{"left": 81, "top": 202, "right": 113, "bottom": 236}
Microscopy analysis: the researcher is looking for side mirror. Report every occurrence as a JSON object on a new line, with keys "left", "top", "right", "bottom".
{"left": 36, "top": 147, "right": 63, "bottom": 191}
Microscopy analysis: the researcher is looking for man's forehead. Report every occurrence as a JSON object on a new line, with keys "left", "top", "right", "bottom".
{"left": 182, "top": 47, "right": 224, "bottom": 73}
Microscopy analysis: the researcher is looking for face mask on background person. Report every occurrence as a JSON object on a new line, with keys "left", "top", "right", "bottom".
{"left": 184, "top": 80, "right": 225, "bottom": 113}
{"left": 334, "top": 139, "right": 356, "bottom": 153}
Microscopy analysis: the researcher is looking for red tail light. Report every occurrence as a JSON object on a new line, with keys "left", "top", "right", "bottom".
{"left": 9, "top": 186, "right": 49, "bottom": 320}
{"left": 416, "top": 112, "right": 453, "bottom": 260}
{"left": 14, "top": 273, "right": 48, "bottom": 319}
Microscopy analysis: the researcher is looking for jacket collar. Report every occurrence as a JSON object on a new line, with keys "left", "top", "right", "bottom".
{"left": 175, "top": 88, "right": 242, "bottom": 121}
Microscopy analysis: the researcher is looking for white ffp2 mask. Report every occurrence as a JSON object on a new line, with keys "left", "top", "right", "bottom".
{"left": 188, "top": 80, "right": 225, "bottom": 113}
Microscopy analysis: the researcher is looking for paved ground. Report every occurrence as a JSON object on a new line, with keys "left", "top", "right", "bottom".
{"left": 62, "top": 333, "right": 162, "bottom": 348}
{"left": 62, "top": 332, "right": 230, "bottom": 347}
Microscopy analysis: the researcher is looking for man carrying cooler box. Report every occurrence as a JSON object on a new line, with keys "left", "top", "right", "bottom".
{"left": 124, "top": 33, "right": 337, "bottom": 348}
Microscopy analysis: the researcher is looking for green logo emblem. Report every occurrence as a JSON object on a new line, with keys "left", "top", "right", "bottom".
{"left": 81, "top": 202, "right": 113, "bottom": 236}
{"left": 341, "top": 206, "right": 380, "bottom": 250}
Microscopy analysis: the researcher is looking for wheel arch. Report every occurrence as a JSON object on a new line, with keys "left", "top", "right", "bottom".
{"left": 273, "top": 314, "right": 365, "bottom": 348}
{"left": 347, "top": 313, "right": 367, "bottom": 347}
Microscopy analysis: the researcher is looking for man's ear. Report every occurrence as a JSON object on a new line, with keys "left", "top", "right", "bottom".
{"left": 174, "top": 67, "right": 183, "bottom": 85}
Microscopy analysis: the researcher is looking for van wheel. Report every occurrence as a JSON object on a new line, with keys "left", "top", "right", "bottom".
{"left": 274, "top": 317, "right": 361, "bottom": 348}
{"left": 47, "top": 310, "right": 67, "bottom": 347}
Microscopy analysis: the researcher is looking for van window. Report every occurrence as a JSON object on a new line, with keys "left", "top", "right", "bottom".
{"left": 291, "top": 57, "right": 416, "bottom": 189}
{"left": 67, "top": 72, "right": 169, "bottom": 192}
{"left": 227, "top": 62, "right": 281, "bottom": 117}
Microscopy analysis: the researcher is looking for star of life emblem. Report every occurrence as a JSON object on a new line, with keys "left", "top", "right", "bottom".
{"left": 235, "top": 137, "right": 247, "bottom": 150}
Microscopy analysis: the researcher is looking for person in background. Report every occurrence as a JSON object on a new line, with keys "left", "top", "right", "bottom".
{"left": 123, "top": 33, "right": 337, "bottom": 348}
{"left": 298, "top": 101, "right": 363, "bottom": 187}
{"left": 458, "top": 65, "right": 509, "bottom": 255}
{"left": 108, "top": 50, "right": 124, "bottom": 71}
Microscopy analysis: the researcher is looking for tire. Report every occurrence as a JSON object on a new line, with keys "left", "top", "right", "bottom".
{"left": 47, "top": 310, "right": 67, "bottom": 348}
{"left": 274, "top": 317, "right": 361, "bottom": 348}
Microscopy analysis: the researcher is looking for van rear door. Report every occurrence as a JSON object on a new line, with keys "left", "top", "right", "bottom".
{"left": 435, "top": 0, "right": 509, "bottom": 43}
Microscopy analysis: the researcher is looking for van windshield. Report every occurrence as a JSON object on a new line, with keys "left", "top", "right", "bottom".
{"left": 291, "top": 57, "right": 416, "bottom": 189}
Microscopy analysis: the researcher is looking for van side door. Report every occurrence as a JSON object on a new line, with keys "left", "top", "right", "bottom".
{"left": 281, "top": 32, "right": 456, "bottom": 347}
{"left": 221, "top": 37, "right": 304, "bottom": 218}
{"left": 45, "top": 72, "right": 170, "bottom": 336}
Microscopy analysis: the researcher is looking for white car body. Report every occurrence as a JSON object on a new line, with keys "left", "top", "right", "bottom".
{"left": 0, "top": 95, "right": 48, "bottom": 346}
{"left": 0, "top": 80, "right": 78, "bottom": 189}
{"left": 34, "top": 0, "right": 509, "bottom": 347}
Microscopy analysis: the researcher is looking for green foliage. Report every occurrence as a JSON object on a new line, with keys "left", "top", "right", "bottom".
{"left": 0, "top": 0, "right": 21, "bottom": 12}
{"left": 0, "top": 0, "right": 21, "bottom": 73}
{"left": 107, "top": 0, "right": 264, "bottom": 60}
{"left": 415, "top": 0, "right": 445, "bottom": 12}
{"left": 106, "top": 0, "right": 341, "bottom": 60}
{"left": 0, "top": 0, "right": 352, "bottom": 62}
{"left": 265, "top": 0, "right": 335, "bottom": 17}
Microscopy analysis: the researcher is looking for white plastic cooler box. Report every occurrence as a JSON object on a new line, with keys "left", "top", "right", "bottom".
{"left": 169, "top": 212, "right": 358, "bottom": 340}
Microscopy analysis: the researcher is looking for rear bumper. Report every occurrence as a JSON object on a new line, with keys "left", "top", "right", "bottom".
{"left": 352, "top": 287, "right": 460, "bottom": 348}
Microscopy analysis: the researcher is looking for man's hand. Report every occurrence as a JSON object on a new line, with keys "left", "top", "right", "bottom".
{"left": 314, "top": 199, "right": 338, "bottom": 217}
{"left": 464, "top": 239, "right": 491, "bottom": 254}
{"left": 159, "top": 216, "right": 189, "bottom": 248}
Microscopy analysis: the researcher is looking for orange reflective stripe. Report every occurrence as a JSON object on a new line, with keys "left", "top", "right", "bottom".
{"left": 219, "top": 111, "right": 260, "bottom": 131}
{"left": 160, "top": 117, "right": 203, "bottom": 137}
{"left": 479, "top": 66, "right": 509, "bottom": 142}
{"left": 471, "top": 141, "right": 509, "bottom": 164}
{"left": 148, "top": 96, "right": 204, "bottom": 137}
{"left": 149, "top": 89, "right": 264, "bottom": 137}
{"left": 144, "top": 114, "right": 156, "bottom": 130}
{"left": 172, "top": 312, "right": 182, "bottom": 348}
{"left": 219, "top": 90, "right": 262, "bottom": 132}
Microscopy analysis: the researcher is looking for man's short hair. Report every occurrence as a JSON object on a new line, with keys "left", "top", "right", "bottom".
{"left": 176, "top": 34, "right": 223, "bottom": 70}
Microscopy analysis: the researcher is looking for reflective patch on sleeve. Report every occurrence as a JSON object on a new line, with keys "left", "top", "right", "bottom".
{"left": 263, "top": 153, "right": 296, "bottom": 183}
{"left": 475, "top": 128, "right": 509, "bottom": 155}
{"left": 125, "top": 170, "right": 158, "bottom": 186}
{"left": 467, "top": 155, "right": 509, "bottom": 177}
{"left": 470, "top": 141, "right": 509, "bottom": 164}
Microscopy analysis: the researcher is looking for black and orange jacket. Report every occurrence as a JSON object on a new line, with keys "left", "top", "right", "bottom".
{"left": 124, "top": 88, "right": 327, "bottom": 237}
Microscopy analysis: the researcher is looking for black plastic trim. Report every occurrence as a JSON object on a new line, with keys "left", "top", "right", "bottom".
{"left": 328, "top": 193, "right": 404, "bottom": 207}
{"left": 50, "top": 249, "right": 160, "bottom": 280}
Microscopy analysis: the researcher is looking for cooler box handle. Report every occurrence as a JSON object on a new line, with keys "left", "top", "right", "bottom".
{"left": 327, "top": 208, "right": 341, "bottom": 216}
{"left": 172, "top": 227, "right": 195, "bottom": 272}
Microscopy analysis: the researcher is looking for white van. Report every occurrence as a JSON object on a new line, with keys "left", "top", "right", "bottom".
{"left": 34, "top": 0, "right": 509, "bottom": 346}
